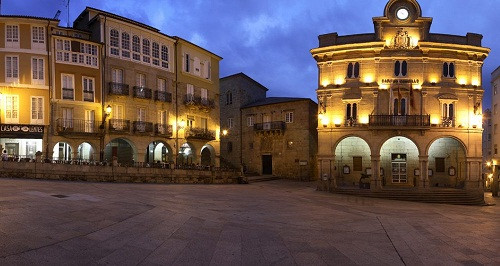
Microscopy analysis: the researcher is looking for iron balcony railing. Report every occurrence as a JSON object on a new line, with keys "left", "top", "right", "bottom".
{"left": 155, "top": 91, "right": 172, "bottom": 102}
{"left": 442, "top": 117, "right": 456, "bottom": 127}
{"left": 108, "top": 82, "right": 130, "bottom": 96}
{"left": 133, "top": 121, "right": 153, "bottom": 133}
{"left": 62, "top": 88, "right": 74, "bottom": 100}
{"left": 185, "top": 127, "right": 215, "bottom": 140}
{"left": 56, "top": 119, "right": 100, "bottom": 134}
{"left": 83, "top": 90, "right": 94, "bottom": 102}
{"left": 133, "top": 86, "right": 152, "bottom": 99}
{"left": 254, "top": 121, "right": 286, "bottom": 132}
{"left": 109, "top": 119, "right": 130, "bottom": 132}
{"left": 184, "top": 95, "right": 215, "bottom": 109}
{"left": 155, "top": 124, "right": 173, "bottom": 137}
{"left": 369, "top": 115, "right": 431, "bottom": 127}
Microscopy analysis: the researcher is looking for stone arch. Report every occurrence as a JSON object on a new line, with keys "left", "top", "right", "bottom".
{"left": 375, "top": 134, "right": 424, "bottom": 156}
{"left": 425, "top": 135, "right": 468, "bottom": 157}
{"left": 76, "top": 142, "right": 97, "bottom": 162}
{"left": 104, "top": 138, "right": 138, "bottom": 166}
{"left": 146, "top": 140, "right": 173, "bottom": 164}
{"left": 332, "top": 134, "right": 374, "bottom": 155}
{"left": 177, "top": 142, "right": 196, "bottom": 165}
{"left": 52, "top": 142, "right": 73, "bottom": 161}
{"left": 384, "top": 0, "right": 422, "bottom": 18}
{"left": 427, "top": 137, "right": 467, "bottom": 188}
{"left": 334, "top": 136, "right": 372, "bottom": 186}
{"left": 379, "top": 136, "right": 420, "bottom": 186}
{"left": 200, "top": 144, "right": 215, "bottom": 167}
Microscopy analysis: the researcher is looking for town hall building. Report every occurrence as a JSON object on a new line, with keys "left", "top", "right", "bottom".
{"left": 311, "top": 0, "right": 489, "bottom": 193}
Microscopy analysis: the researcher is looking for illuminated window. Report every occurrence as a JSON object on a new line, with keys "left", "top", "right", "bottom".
{"left": 394, "top": 60, "right": 408, "bottom": 77}
{"left": 347, "top": 62, "right": 360, "bottom": 78}
{"left": 443, "top": 62, "right": 455, "bottom": 78}
{"left": 31, "top": 96, "right": 44, "bottom": 124}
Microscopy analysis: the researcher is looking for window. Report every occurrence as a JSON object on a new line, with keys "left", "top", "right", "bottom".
{"left": 152, "top": 42, "right": 160, "bottom": 66}
{"left": 185, "top": 53, "right": 190, "bottom": 72}
{"left": 443, "top": 62, "right": 455, "bottom": 78}
{"left": 137, "top": 108, "right": 146, "bottom": 122}
{"left": 353, "top": 156, "right": 362, "bottom": 171}
{"left": 228, "top": 118, "right": 234, "bottom": 129}
{"left": 227, "top": 142, "right": 233, "bottom": 153}
{"left": 161, "top": 45, "right": 169, "bottom": 69}
{"left": 5, "top": 56, "right": 19, "bottom": 82}
{"left": 6, "top": 25, "right": 19, "bottom": 47}
{"left": 31, "top": 97, "right": 43, "bottom": 124}
{"left": 187, "top": 115, "right": 194, "bottom": 128}
{"left": 394, "top": 60, "right": 408, "bottom": 77}
{"left": 62, "top": 108, "right": 73, "bottom": 128}
{"left": 142, "top": 39, "right": 150, "bottom": 63}
{"left": 55, "top": 38, "right": 98, "bottom": 67}
{"left": 32, "top": 58, "right": 44, "bottom": 84}
{"left": 346, "top": 103, "right": 357, "bottom": 120}
{"left": 158, "top": 78, "right": 167, "bottom": 92}
{"left": 393, "top": 98, "right": 407, "bottom": 115}
{"left": 347, "top": 62, "right": 360, "bottom": 78}
{"left": 112, "top": 68, "right": 123, "bottom": 83}
{"left": 32, "top": 26, "right": 45, "bottom": 48}
{"left": 201, "top": 118, "right": 208, "bottom": 130}
{"left": 62, "top": 74, "right": 74, "bottom": 100}
{"left": 435, "top": 157, "right": 445, "bottom": 173}
{"left": 158, "top": 110, "right": 168, "bottom": 125}
{"left": 226, "top": 91, "right": 233, "bottom": 105}
{"left": 136, "top": 73, "right": 146, "bottom": 87}
{"left": 186, "top": 84, "right": 194, "bottom": 100}
{"left": 193, "top": 57, "right": 201, "bottom": 75}
{"left": 121, "top": 32, "right": 130, "bottom": 58}
{"left": 442, "top": 103, "right": 455, "bottom": 127}
{"left": 4, "top": 95, "right": 19, "bottom": 123}
{"left": 204, "top": 61, "right": 211, "bottom": 79}
{"left": 247, "top": 116, "right": 254, "bottom": 127}
{"left": 132, "top": 35, "right": 141, "bottom": 61}
{"left": 285, "top": 112, "right": 294, "bottom": 123}
{"left": 110, "top": 29, "right": 119, "bottom": 56}
{"left": 201, "top": 88, "right": 208, "bottom": 101}
{"left": 83, "top": 77, "right": 95, "bottom": 102}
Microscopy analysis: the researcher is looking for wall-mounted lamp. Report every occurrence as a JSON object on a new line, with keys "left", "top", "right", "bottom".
{"left": 100, "top": 105, "right": 112, "bottom": 129}
{"left": 178, "top": 119, "right": 186, "bottom": 130}
{"left": 222, "top": 129, "right": 228, "bottom": 136}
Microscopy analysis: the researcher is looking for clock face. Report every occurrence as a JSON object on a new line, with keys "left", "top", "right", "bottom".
{"left": 396, "top": 8, "right": 409, "bottom": 20}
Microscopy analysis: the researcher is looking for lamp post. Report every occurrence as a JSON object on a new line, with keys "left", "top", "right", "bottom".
{"left": 99, "top": 105, "right": 112, "bottom": 162}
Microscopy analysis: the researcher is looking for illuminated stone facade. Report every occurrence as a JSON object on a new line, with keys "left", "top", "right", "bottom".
{"left": 311, "top": 0, "right": 489, "bottom": 191}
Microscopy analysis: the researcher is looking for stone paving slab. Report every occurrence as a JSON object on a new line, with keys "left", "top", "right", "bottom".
{"left": 0, "top": 178, "right": 499, "bottom": 265}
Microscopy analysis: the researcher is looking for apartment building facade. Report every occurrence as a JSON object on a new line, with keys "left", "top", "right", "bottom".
{"left": 312, "top": 0, "right": 489, "bottom": 191}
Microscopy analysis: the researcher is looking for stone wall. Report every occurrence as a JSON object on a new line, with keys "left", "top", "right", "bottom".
{"left": 0, "top": 162, "right": 239, "bottom": 184}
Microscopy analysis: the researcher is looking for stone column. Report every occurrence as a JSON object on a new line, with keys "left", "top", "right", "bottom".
{"left": 419, "top": 155, "right": 429, "bottom": 189}
{"left": 371, "top": 155, "right": 382, "bottom": 191}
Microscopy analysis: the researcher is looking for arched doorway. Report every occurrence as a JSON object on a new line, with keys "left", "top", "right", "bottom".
{"left": 104, "top": 138, "right": 136, "bottom": 166}
{"left": 52, "top": 142, "right": 73, "bottom": 161}
{"left": 379, "top": 136, "right": 419, "bottom": 187}
{"left": 334, "top": 136, "right": 371, "bottom": 187}
{"left": 428, "top": 137, "right": 466, "bottom": 188}
{"left": 177, "top": 143, "right": 195, "bottom": 166}
{"left": 146, "top": 141, "right": 172, "bottom": 163}
{"left": 200, "top": 144, "right": 215, "bottom": 167}
{"left": 77, "top": 142, "right": 95, "bottom": 162}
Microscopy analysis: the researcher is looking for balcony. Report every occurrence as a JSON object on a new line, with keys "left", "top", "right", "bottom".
{"left": 184, "top": 95, "right": 216, "bottom": 111}
{"left": 133, "top": 86, "right": 152, "bottom": 99}
{"left": 133, "top": 121, "right": 153, "bottom": 133}
{"left": 56, "top": 119, "right": 100, "bottom": 134}
{"left": 155, "top": 91, "right": 172, "bottom": 103}
{"left": 109, "top": 119, "right": 130, "bottom": 133}
{"left": 185, "top": 127, "right": 215, "bottom": 140}
{"left": 369, "top": 115, "right": 430, "bottom": 127}
{"left": 254, "top": 121, "right": 286, "bottom": 133}
{"left": 442, "top": 117, "right": 456, "bottom": 127}
{"left": 62, "top": 88, "right": 74, "bottom": 100}
{"left": 108, "top": 82, "right": 129, "bottom": 96}
{"left": 155, "top": 124, "right": 173, "bottom": 137}
{"left": 83, "top": 90, "right": 94, "bottom": 102}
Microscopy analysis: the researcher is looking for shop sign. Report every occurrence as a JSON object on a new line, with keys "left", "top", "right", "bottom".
{"left": 0, "top": 124, "right": 44, "bottom": 134}
{"left": 381, "top": 78, "right": 420, "bottom": 84}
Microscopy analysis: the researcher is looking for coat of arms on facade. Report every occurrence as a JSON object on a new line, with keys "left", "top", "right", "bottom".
{"left": 389, "top": 29, "right": 416, "bottom": 49}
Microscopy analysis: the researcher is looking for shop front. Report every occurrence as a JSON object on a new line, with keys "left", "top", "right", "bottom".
{"left": 0, "top": 124, "right": 45, "bottom": 160}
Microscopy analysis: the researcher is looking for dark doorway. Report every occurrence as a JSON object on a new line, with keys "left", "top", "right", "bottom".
{"left": 262, "top": 155, "right": 272, "bottom": 175}
{"left": 201, "top": 148, "right": 211, "bottom": 166}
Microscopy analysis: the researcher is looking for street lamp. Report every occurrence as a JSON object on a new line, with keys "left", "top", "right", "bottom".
{"left": 222, "top": 129, "right": 228, "bottom": 137}
{"left": 99, "top": 105, "right": 112, "bottom": 162}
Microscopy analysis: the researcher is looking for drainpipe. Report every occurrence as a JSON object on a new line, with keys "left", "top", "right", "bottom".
{"left": 174, "top": 39, "right": 179, "bottom": 166}
{"left": 45, "top": 19, "right": 52, "bottom": 160}
{"left": 100, "top": 16, "right": 107, "bottom": 162}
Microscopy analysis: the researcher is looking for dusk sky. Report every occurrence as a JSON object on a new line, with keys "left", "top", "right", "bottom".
{"left": 4, "top": 0, "right": 499, "bottom": 109}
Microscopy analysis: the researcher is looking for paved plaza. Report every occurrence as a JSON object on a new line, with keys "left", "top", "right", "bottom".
{"left": 0, "top": 178, "right": 498, "bottom": 265}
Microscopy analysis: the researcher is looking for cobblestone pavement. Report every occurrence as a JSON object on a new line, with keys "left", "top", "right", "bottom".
{"left": 0, "top": 178, "right": 498, "bottom": 265}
